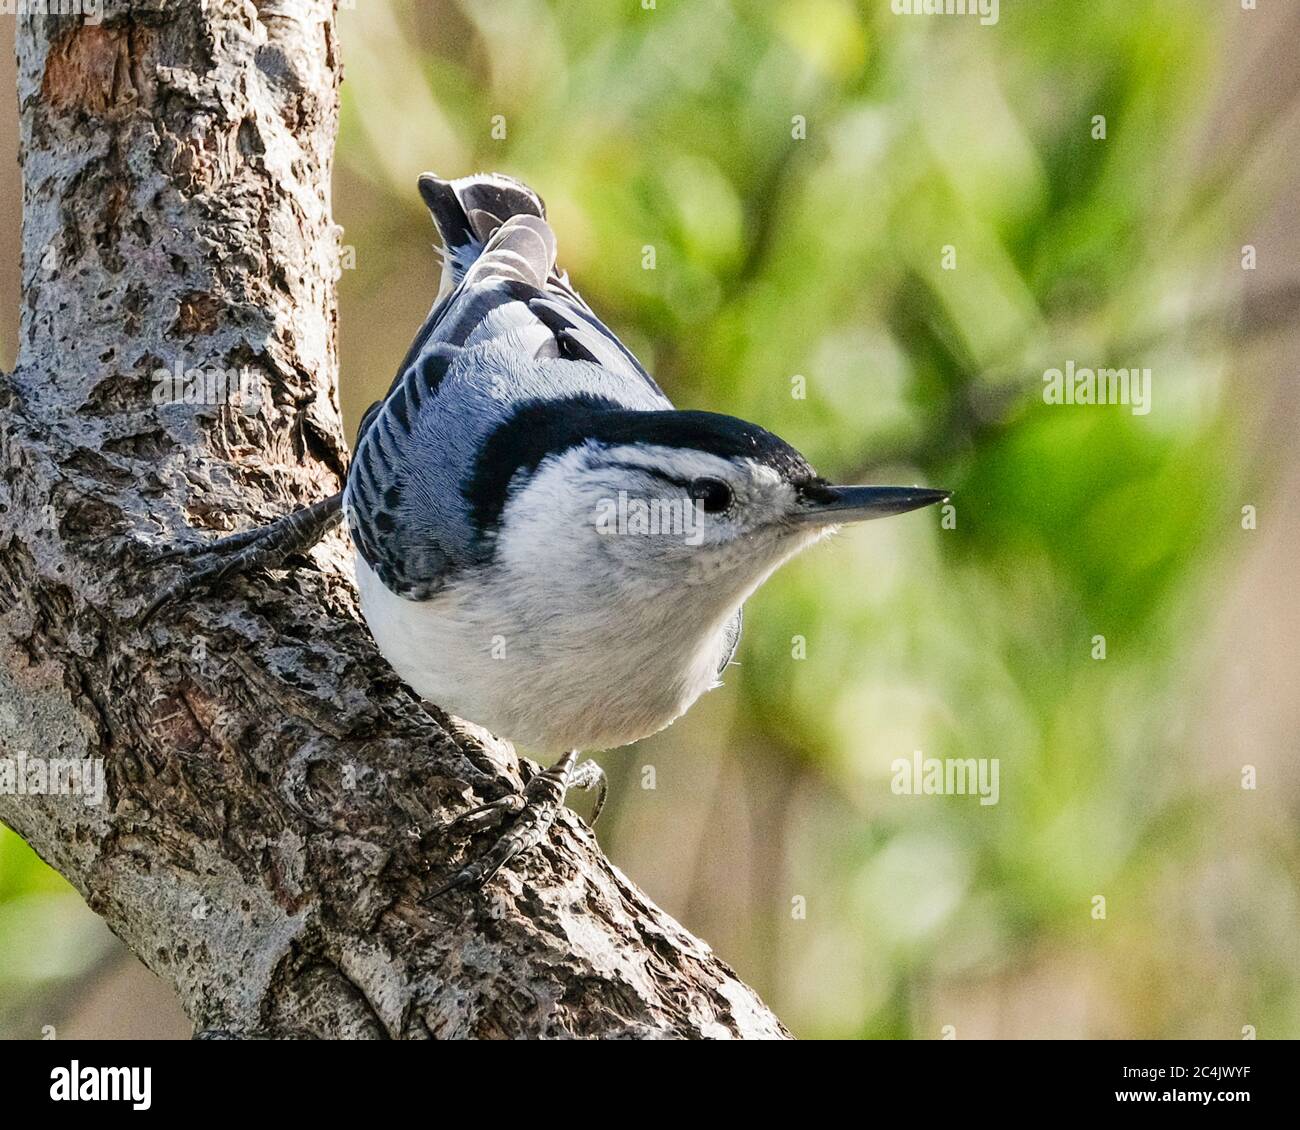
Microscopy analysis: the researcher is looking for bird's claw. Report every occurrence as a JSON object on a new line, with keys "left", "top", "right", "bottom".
{"left": 444, "top": 793, "right": 526, "bottom": 834}
{"left": 568, "top": 758, "right": 608, "bottom": 825}
{"left": 140, "top": 536, "right": 275, "bottom": 624}
{"left": 429, "top": 751, "right": 606, "bottom": 899}
{"left": 139, "top": 494, "right": 343, "bottom": 624}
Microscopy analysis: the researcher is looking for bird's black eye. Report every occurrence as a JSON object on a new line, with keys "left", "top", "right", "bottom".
{"left": 691, "top": 477, "right": 733, "bottom": 514}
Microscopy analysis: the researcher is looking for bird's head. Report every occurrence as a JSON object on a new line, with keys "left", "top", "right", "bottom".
{"left": 469, "top": 397, "right": 948, "bottom": 611}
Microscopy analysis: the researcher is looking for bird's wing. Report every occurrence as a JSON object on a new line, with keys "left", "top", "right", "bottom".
{"left": 345, "top": 342, "right": 464, "bottom": 601}
{"left": 417, "top": 174, "right": 660, "bottom": 392}
{"left": 356, "top": 173, "right": 664, "bottom": 450}
{"left": 526, "top": 270, "right": 662, "bottom": 396}
{"left": 347, "top": 175, "right": 669, "bottom": 600}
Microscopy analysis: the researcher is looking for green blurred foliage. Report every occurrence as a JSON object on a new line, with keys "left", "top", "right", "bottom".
{"left": 0, "top": 826, "right": 118, "bottom": 1033}
{"left": 4, "top": 0, "right": 1297, "bottom": 1038}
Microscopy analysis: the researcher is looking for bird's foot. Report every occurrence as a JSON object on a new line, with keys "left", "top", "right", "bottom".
{"left": 141, "top": 493, "right": 343, "bottom": 622}
{"left": 568, "top": 757, "right": 608, "bottom": 825}
{"left": 430, "top": 750, "right": 604, "bottom": 898}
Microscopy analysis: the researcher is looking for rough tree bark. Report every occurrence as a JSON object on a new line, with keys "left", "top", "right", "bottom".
{"left": 0, "top": 1, "right": 788, "bottom": 1039}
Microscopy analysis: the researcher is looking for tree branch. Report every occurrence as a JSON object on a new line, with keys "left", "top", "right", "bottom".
{"left": 0, "top": 1, "right": 787, "bottom": 1040}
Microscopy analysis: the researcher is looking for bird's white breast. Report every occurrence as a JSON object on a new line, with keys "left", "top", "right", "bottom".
{"left": 353, "top": 551, "right": 734, "bottom": 754}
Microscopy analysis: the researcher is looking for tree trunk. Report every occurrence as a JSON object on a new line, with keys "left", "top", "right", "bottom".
{"left": 0, "top": 1, "right": 787, "bottom": 1040}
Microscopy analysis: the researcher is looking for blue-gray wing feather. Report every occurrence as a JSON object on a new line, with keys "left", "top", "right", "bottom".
{"left": 346, "top": 179, "right": 669, "bottom": 601}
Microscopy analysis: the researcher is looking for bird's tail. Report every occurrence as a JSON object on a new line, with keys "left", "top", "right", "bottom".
{"left": 417, "top": 172, "right": 548, "bottom": 298}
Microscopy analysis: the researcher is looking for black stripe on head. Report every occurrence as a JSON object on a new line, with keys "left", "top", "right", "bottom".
{"left": 590, "top": 409, "right": 817, "bottom": 484}
{"left": 464, "top": 397, "right": 817, "bottom": 544}
{"left": 465, "top": 394, "right": 626, "bottom": 541}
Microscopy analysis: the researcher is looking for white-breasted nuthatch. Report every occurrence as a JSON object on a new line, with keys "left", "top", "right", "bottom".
{"left": 149, "top": 172, "right": 948, "bottom": 896}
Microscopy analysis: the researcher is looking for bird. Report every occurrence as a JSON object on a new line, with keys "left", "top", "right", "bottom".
{"left": 148, "top": 172, "right": 949, "bottom": 898}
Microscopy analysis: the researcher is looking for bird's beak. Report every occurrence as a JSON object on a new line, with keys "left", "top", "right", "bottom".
{"left": 792, "top": 484, "right": 950, "bottom": 526}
